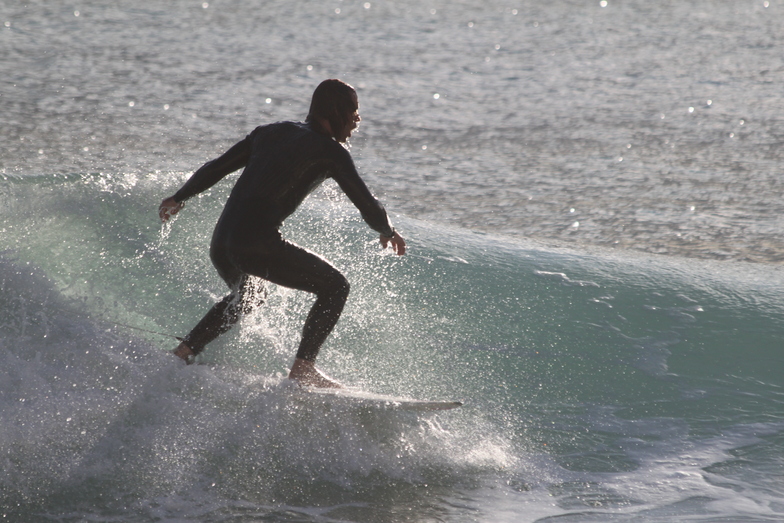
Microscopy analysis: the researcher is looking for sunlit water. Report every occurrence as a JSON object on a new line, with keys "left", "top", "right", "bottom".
{"left": 2, "top": 1, "right": 784, "bottom": 521}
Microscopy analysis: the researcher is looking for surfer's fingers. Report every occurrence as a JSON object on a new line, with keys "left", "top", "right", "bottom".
{"left": 391, "top": 236, "right": 406, "bottom": 255}
{"left": 159, "top": 199, "right": 183, "bottom": 222}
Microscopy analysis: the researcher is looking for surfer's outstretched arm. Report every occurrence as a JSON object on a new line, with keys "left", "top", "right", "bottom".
{"left": 158, "top": 131, "right": 255, "bottom": 223}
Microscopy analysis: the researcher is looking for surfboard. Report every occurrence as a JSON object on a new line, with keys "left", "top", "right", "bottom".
{"left": 298, "top": 387, "right": 463, "bottom": 412}
{"left": 192, "top": 364, "right": 462, "bottom": 411}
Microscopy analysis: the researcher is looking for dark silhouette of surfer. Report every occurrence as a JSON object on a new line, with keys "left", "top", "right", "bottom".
{"left": 158, "top": 79, "right": 406, "bottom": 387}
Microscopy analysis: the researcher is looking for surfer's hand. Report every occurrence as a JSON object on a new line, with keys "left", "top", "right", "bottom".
{"left": 159, "top": 197, "right": 184, "bottom": 222}
{"left": 381, "top": 231, "right": 406, "bottom": 255}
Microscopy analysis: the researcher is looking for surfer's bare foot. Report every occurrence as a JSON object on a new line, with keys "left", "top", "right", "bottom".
{"left": 172, "top": 342, "right": 195, "bottom": 364}
{"left": 288, "top": 358, "right": 342, "bottom": 388}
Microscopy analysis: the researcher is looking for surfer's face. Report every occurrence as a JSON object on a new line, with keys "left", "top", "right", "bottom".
{"left": 336, "top": 93, "right": 360, "bottom": 143}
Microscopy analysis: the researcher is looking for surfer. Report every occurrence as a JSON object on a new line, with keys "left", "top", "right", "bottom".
{"left": 158, "top": 79, "right": 406, "bottom": 388}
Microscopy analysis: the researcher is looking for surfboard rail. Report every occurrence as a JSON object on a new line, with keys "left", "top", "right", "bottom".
{"left": 299, "top": 387, "right": 463, "bottom": 412}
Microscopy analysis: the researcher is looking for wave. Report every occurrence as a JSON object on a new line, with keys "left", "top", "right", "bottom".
{"left": 2, "top": 172, "right": 783, "bottom": 521}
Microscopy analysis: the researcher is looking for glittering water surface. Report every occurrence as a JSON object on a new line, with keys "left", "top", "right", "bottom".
{"left": 3, "top": 0, "right": 784, "bottom": 262}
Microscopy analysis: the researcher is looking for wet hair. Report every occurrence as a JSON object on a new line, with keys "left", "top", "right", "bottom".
{"left": 306, "top": 79, "right": 357, "bottom": 141}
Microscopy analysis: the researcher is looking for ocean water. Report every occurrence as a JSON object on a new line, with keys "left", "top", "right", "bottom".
{"left": 2, "top": 1, "right": 783, "bottom": 521}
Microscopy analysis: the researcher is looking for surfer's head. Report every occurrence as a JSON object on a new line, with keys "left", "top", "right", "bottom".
{"left": 307, "top": 79, "right": 360, "bottom": 143}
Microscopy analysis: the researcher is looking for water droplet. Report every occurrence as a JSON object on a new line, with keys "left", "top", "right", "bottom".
{"left": 265, "top": 98, "right": 272, "bottom": 104}
{"left": 128, "top": 101, "right": 135, "bottom": 107}
{"left": 600, "top": 0, "right": 608, "bottom": 6}
{"left": 307, "top": 65, "right": 313, "bottom": 71}
{"left": 688, "top": 107, "right": 694, "bottom": 113}
{"left": 706, "top": 100, "right": 712, "bottom": 106}
{"left": 467, "top": 21, "right": 474, "bottom": 27}
{"left": 433, "top": 93, "right": 440, "bottom": 99}
{"left": 335, "top": 8, "right": 341, "bottom": 13}
{"left": 202, "top": 2, "right": 209, "bottom": 8}
{"left": 364, "top": 2, "right": 371, "bottom": 9}
{"left": 422, "top": 145, "right": 427, "bottom": 150}
{"left": 163, "top": 104, "right": 170, "bottom": 110}
{"left": 572, "top": 221, "right": 580, "bottom": 228}
{"left": 74, "top": 10, "right": 80, "bottom": 17}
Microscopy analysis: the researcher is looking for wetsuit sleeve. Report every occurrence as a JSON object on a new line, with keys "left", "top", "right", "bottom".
{"left": 331, "top": 150, "right": 395, "bottom": 237}
{"left": 172, "top": 132, "right": 254, "bottom": 203}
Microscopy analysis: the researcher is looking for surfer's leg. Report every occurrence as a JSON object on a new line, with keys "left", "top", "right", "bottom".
{"left": 234, "top": 236, "right": 348, "bottom": 386}
{"left": 174, "top": 247, "right": 266, "bottom": 361}
{"left": 180, "top": 281, "right": 247, "bottom": 356}
{"left": 268, "top": 242, "right": 349, "bottom": 362}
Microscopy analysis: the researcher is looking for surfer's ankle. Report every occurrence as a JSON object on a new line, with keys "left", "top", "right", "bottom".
{"left": 288, "top": 358, "right": 342, "bottom": 389}
{"left": 172, "top": 342, "right": 195, "bottom": 364}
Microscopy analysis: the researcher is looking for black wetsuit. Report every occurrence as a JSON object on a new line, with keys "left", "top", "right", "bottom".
{"left": 172, "top": 121, "right": 395, "bottom": 361}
